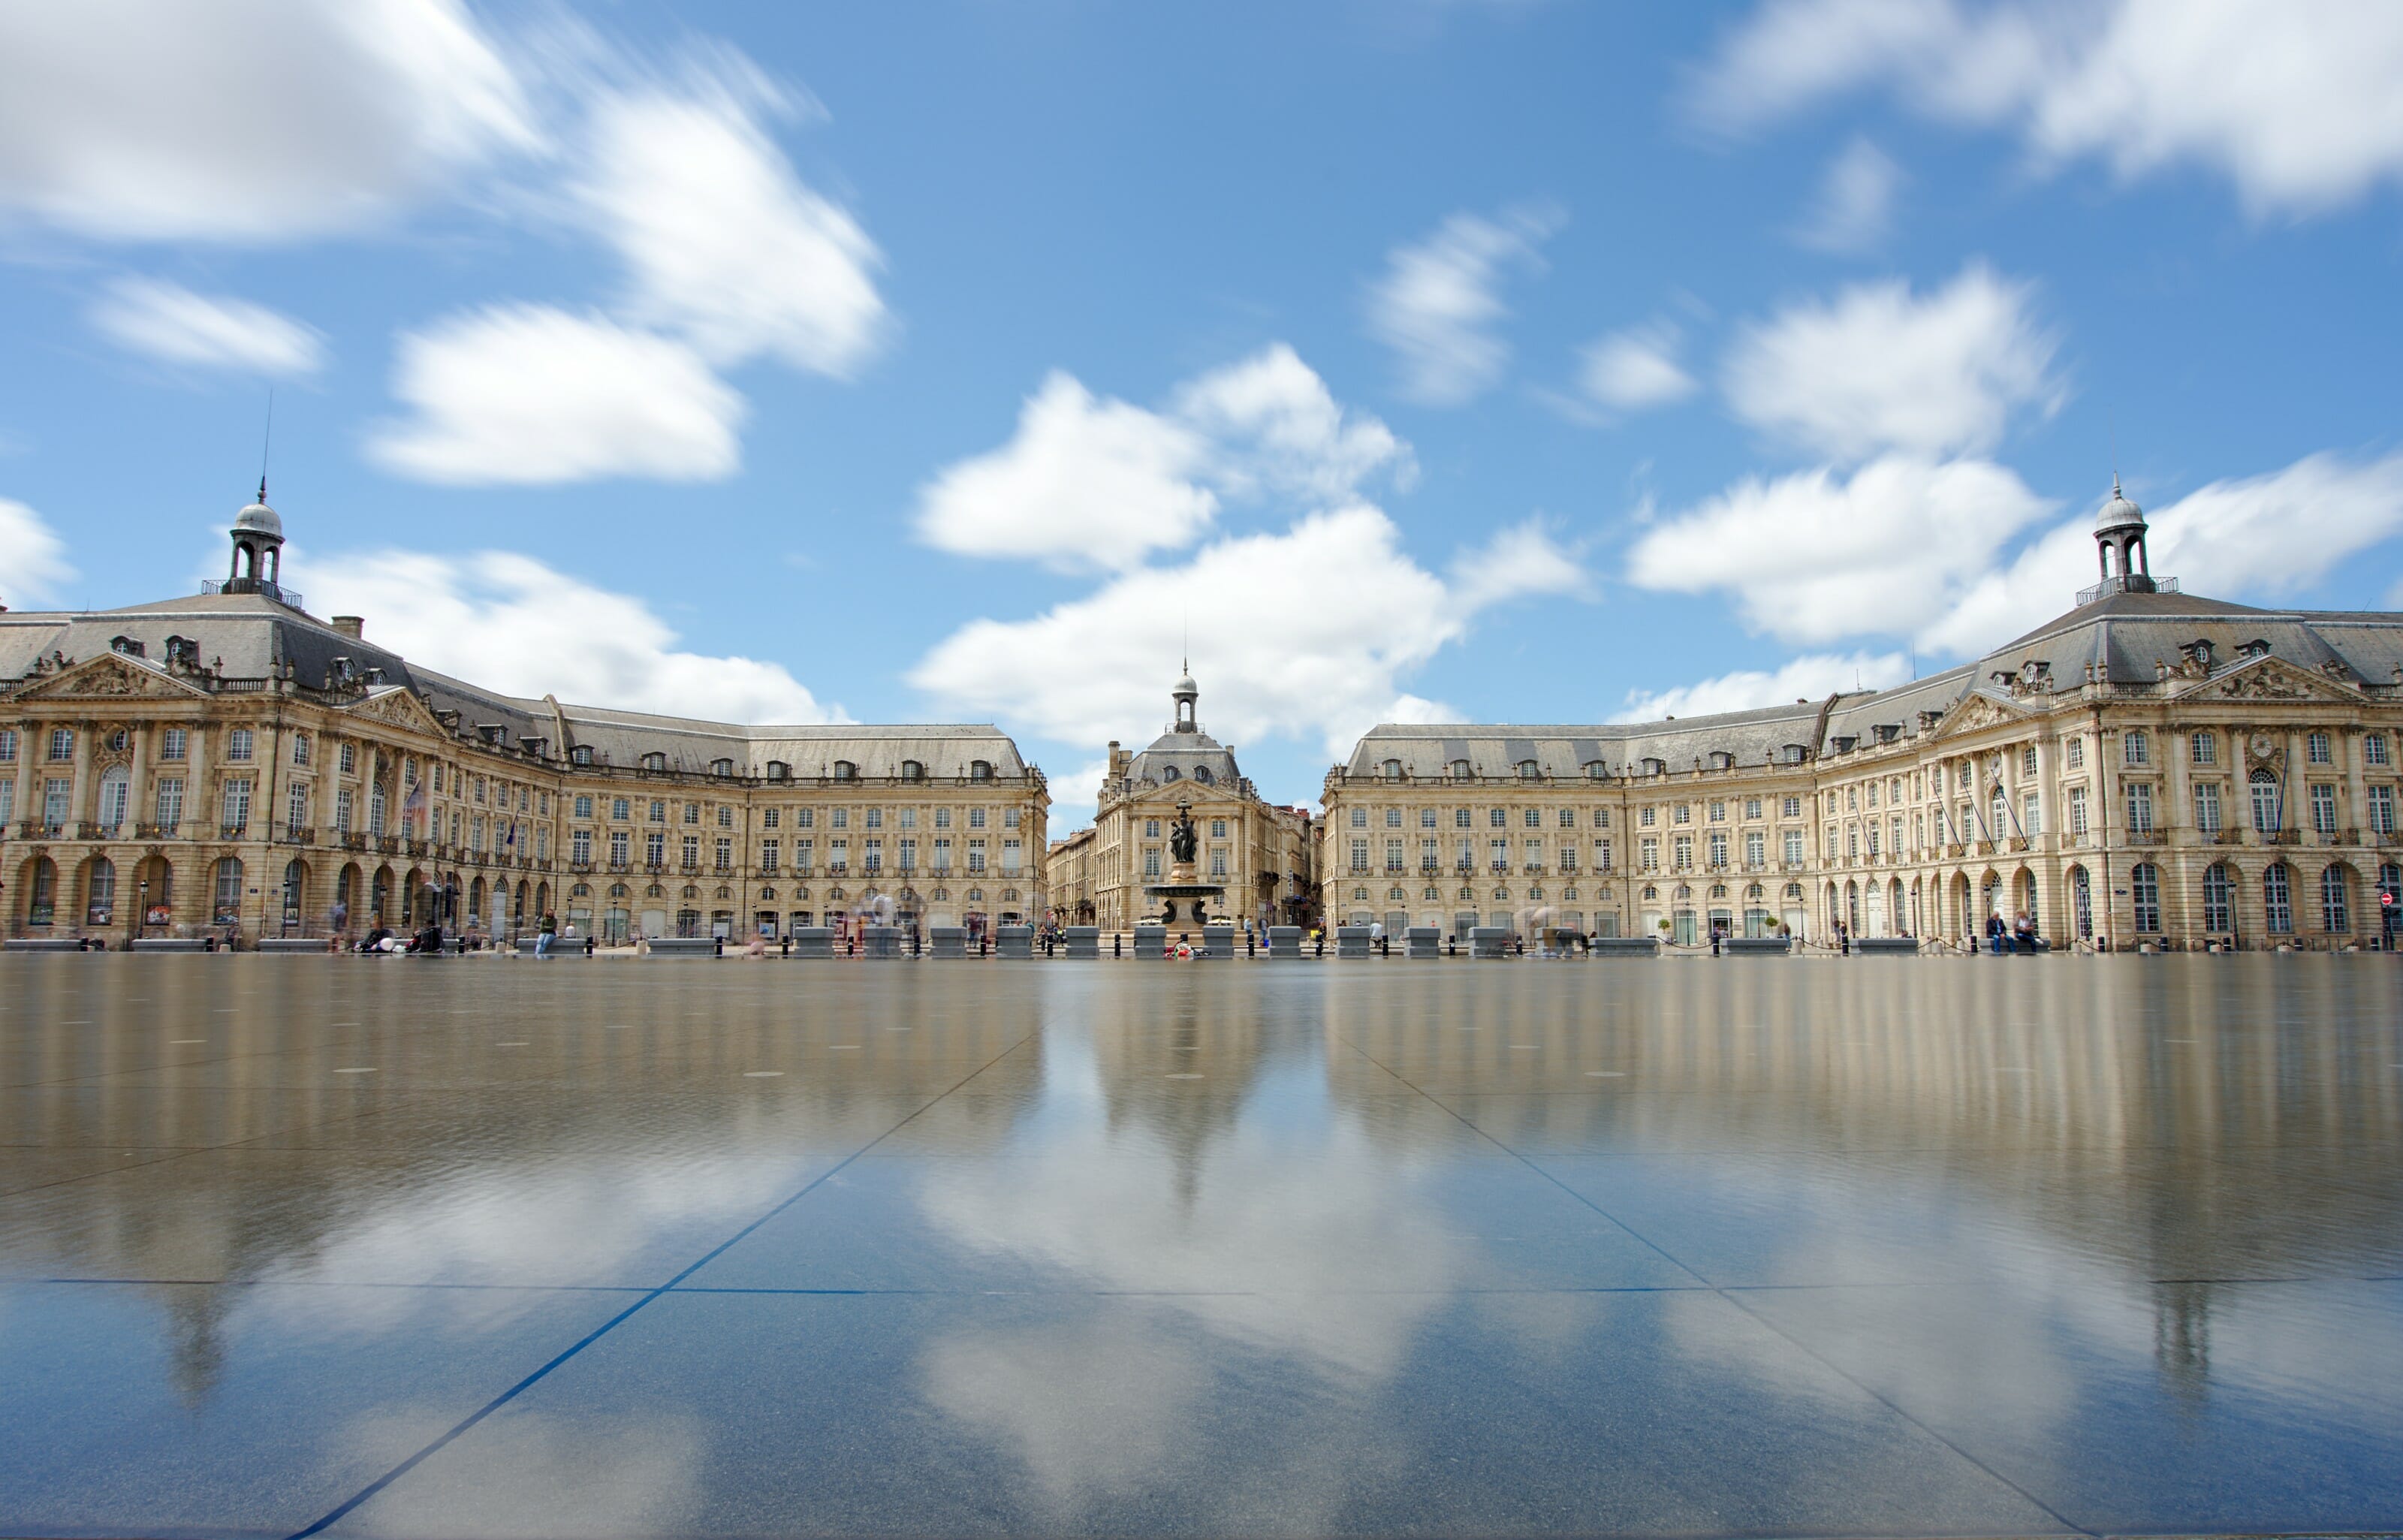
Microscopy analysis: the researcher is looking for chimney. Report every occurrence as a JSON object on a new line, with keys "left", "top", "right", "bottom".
{"left": 332, "top": 615, "right": 364, "bottom": 640}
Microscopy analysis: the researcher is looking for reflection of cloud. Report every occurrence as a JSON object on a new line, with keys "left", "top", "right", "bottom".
{"left": 345, "top": 1410, "right": 700, "bottom": 1538}
{"left": 921, "top": 1318, "right": 1210, "bottom": 1512}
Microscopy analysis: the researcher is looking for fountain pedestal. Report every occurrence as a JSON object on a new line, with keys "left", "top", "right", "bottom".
{"left": 1144, "top": 858, "right": 1226, "bottom": 928}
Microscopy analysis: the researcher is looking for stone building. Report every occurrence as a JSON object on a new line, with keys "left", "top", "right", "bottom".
{"left": 1051, "top": 671, "right": 1315, "bottom": 930}
{"left": 0, "top": 494, "right": 1048, "bottom": 944}
{"left": 1322, "top": 483, "right": 2403, "bottom": 951}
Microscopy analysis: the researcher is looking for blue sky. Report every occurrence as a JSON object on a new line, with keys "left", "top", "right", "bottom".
{"left": 2, "top": 1, "right": 2400, "bottom": 823}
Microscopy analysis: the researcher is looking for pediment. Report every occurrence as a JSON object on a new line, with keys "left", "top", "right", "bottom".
{"left": 2181, "top": 655, "right": 2361, "bottom": 704}
{"left": 11, "top": 653, "right": 207, "bottom": 701}
{"left": 1925, "top": 691, "right": 2026, "bottom": 741}
{"left": 342, "top": 686, "right": 448, "bottom": 735}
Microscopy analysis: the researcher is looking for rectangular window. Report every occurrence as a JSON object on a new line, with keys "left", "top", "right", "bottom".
{"left": 649, "top": 800, "right": 665, "bottom": 823}
{"left": 49, "top": 727, "right": 74, "bottom": 761}
{"left": 1004, "top": 809, "right": 1023, "bottom": 830}
{"left": 287, "top": 782, "right": 308, "bottom": 831}
{"left": 44, "top": 776, "right": 71, "bottom": 828}
{"left": 897, "top": 807, "right": 916, "bottom": 830}
{"left": 1489, "top": 837, "right": 1509, "bottom": 870}
{"left": 2124, "top": 782, "right": 2154, "bottom": 834}
{"left": 1745, "top": 831, "right": 1765, "bottom": 867}
{"left": 2311, "top": 782, "right": 2338, "bottom": 836}
{"left": 760, "top": 807, "right": 779, "bottom": 830}
{"left": 1639, "top": 837, "right": 1658, "bottom": 871}
{"left": 1559, "top": 844, "right": 1578, "bottom": 871}
{"left": 1673, "top": 834, "right": 1693, "bottom": 870}
{"left": 831, "top": 839, "right": 850, "bottom": 872}
{"left": 647, "top": 831, "right": 666, "bottom": 865}
{"left": 1782, "top": 830, "right": 1803, "bottom": 865}
{"left": 2308, "top": 731, "right": 2332, "bottom": 765}
{"left": 933, "top": 807, "right": 951, "bottom": 829}
{"left": 2022, "top": 746, "right": 2037, "bottom": 776}
{"left": 795, "top": 839, "right": 813, "bottom": 869}
{"left": 716, "top": 836, "right": 734, "bottom": 872}
{"left": 1351, "top": 838, "right": 1370, "bottom": 872}
{"left": 610, "top": 797, "right": 629, "bottom": 821}
{"left": 0, "top": 728, "right": 14, "bottom": 761}
{"left": 2191, "top": 732, "right": 2216, "bottom": 766}
{"left": 1521, "top": 807, "right": 1540, "bottom": 829}
{"left": 1144, "top": 848, "right": 1161, "bottom": 878}
{"left": 759, "top": 838, "right": 779, "bottom": 872}
{"left": 222, "top": 777, "right": 252, "bottom": 832}
{"left": 573, "top": 830, "right": 592, "bottom": 863}
{"left": 682, "top": 834, "right": 700, "bottom": 866}
{"left": 2068, "top": 785, "right": 2089, "bottom": 836}
{"left": 291, "top": 735, "right": 309, "bottom": 766}
{"left": 1214, "top": 818, "right": 1229, "bottom": 838}
{"left": 1209, "top": 848, "right": 1227, "bottom": 878}
{"left": 2368, "top": 734, "right": 2391, "bottom": 767}
{"left": 968, "top": 839, "right": 986, "bottom": 872}
{"left": 794, "top": 807, "right": 815, "bottom": 829}
{"left": 897, "top": 836, "right": 916, "bottom": 870}
{"left": 574, "top": 794, "right": 592, "bottom": 818}
{"left": 1744, "top": 797, "right": 1762, "bottom": 820}
{"left": 0, "top": 779, "right": 11, "bottom": 824}
{"left": 609, "top": 830, "right": 629, "bottom": 866}
{"left": 2370, "top": 785, "right": 2395, "bottom": 836}
{"left": 683, "top": 802, "right": 699, "bottom": 824}
{"left": 2021, "top": 794, "right": 2040, "bottom": 836}
{"left": 1594, "top": 839, "right": 1612, "bottom": 870}
{"left": 1708, "top": 831, "right": 1728, "bottom": 866}
{"left": 864, "top": 808, "right": 883, "bottom": 830}
{"left": 968, "top": 807, "right": 986, "bottom": 830}
{"left": 1385, "top": 838, "right": 1404, "bottom": 871}
{"left": 2131, "top": 863, "right": 2161, "bottom": 933}
{"left": 339, "top": 742, "right": 357, "bottom": 774}
{"left": 1639, "top": 806, "right": 1656, "bottom": 827}
{"left": 1455, "top": 808, "right": 1472, "bottom": 828}
{"left": 933, "top": 836, "right": 951, "bottom": 869}
{"left": 2193, "top": 782, "right": 2222, "bottom": 835}
{"left": 1781, "top": 795, "right": 1801, "bottom": 818}
{"left": 1675, "top": 803, "right": 1692, "bottom": 824}
{"left": 228, "top": 728, "right": 253, "bottom": 762}
{"left": 471, "top": 817, "right": 486, "bottom": 853}
{"left": 2124, "top": 730, "right": 2148, "bottom": 767}
{"left": 335, "top": 787, "right": 354, "bottom": 831}
{"left": 2065, "top": 737, "right": 2085, "bottom": 770}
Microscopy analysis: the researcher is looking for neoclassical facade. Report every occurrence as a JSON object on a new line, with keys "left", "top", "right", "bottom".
{"left": 1047, "top": 673, "right": 1314, "bottom": 930}
{"left": 1322, "top": 485, "right": 2403, "bottom": 951}
{"left": 1, "top": 496, "right": 1048, "bottom": 944}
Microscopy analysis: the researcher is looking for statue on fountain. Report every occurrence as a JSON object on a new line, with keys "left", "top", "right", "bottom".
{"left": 1168, "top": 806, "right": 1198, "bottom": 867}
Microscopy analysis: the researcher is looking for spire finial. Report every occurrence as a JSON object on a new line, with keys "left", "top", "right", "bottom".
{"left": 258, "top": 387, "right": 275, "bottom": 502}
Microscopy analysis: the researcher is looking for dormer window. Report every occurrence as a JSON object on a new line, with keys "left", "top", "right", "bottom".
{"left": 834, "top": 760, "right": 858, "bottom": 781}
{"left": 570, "top": 746, "right": 594, "bottom": 767}
{"left": 1874, "top": 725, "right": 1899, "bottom": 744}
{"left": 766, "top": 761, "right": 789, "bottom": 781}
{"left": 641, "top": 752, "right": 667, "bottom": 772}
{"left": 1517, "top": 759, "right": 1539, "bottom": 779}
{"left": 710, "top": 758, "right": 734, "bottom": 777}
{"left": 1382, "top": 758, "right": 1403, "bottom": 779}
{"left": 2238, "top": 637, "right": 2271, "bottom": 659}
{"left": 164, "top": 635, "right": 197, "bottom": 666}
{"left": 1193, "top": 766, "right": 1214, "bottom": 784}
{"left": 1641, "top": 757, "right": 1666, "bottom": 776}
{"left": 900, "top": 760, "right": 924, "bottom": 781}
{"left": 969, "top": 760, "right": 993, "bottom": 781}
{"left": 1783, "top": 744, "right": 1808, "bottom": 764}
{"left": 1452, "top": 758, "right": 1473, "bottom": 779}
{"left": 1585, "top": 761, "right": 1607, "bottom": 779}
{"left": 110, "top": 635, "right": 146, "bottom": 657}
{"left": 1161, "top": 764, "right": 1180, "bottom": 782}
{"left": 1708, "top": 751, "right": 1735, "bottom": 770}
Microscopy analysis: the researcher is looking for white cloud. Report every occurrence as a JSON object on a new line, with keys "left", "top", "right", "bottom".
{"left": 1365, "top": 206, "right": 1560, "bottom": 406}
{"left": 0, "top": 499, "right": 75, "bottom": 605}
{"left": 309, "top": 549, "right": 838, "bottom": 724}
{"left": 1577, "top": 323, "right": 1697, "bottom": 412}
{"left": 1627, "top": 455, "right": 2054, "bottom": 645}
{"left": 911, "top": 505, "right": 1581, "bottom": 758}
{"left": 367, "top": 304, "right": 743, "bottom": 486}
{"left": 87, "top": 278, "right": 326, "bottom": 375}
{"left": 1617, "top": 650, "right": 1912, "bottom": 722}
{"left": 1795, "top": 137, "right": 1904, "bottom": 253}
{"left": 914, "top": 346, "right": 1410, "bottom": 572}
{"left": 0, "top": 0, "right": 536, "bottom": 242}
{"left": 1723, "top": 264, "right": 2060, "bottom": 461}
{"left": 575, "top": 65, "right": 885, "bottom": 376}
{"left": 914, "top": 372, "right": 1216, "bottom": 572}
{"left": 1693, "top": 0, "right": 2403, "bottom": 216}
{"left": 1928, "top": 448, "right": 2403, "bottom": 654}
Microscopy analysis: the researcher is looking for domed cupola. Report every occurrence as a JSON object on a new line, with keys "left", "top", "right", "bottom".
{"left": 225, "top": 478, "right": 291, "bottom": 602}
{"left": 2088, "top": 475, "right": 2157, "bottom": 599}
{"left": 1171, "top": 663, "right": 1200, "bottom": 734}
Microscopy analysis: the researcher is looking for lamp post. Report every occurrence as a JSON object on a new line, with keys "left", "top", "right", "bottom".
{"left": 136, "top": 876, "right": 149, "bottom": 945}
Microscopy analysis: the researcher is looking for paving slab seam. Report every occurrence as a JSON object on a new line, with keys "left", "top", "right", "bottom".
{"left": 1331, "top": 1029, "right": 2100, "bottom": 1540}
{"left": 278, "top": 1022, "right": 1044, "bottom": 1540}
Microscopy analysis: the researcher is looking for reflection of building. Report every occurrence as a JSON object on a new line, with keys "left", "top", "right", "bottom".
{"left": 1324, "top": 484, "right": 2403, "bottom": 950}
{"left": 0, "top": 495, "right": 1047, "bottom": 942}
{"left": 1051, "top": 671, "right": 1314, "bottom": 930}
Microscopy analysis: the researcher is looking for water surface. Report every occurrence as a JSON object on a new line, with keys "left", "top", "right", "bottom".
{"left": 2, "top": 954, "right": 2399, "bottom": 1538}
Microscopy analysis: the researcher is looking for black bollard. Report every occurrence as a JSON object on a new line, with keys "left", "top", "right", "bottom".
{"left": 714, "top": 935, "right": 725, "bottom": 957}
{"left": 1315, "top": 933, "right": 1324, "bottom": 959}
{"left": 1114, "top": 932, "right": 1122, "bottom": 958}
{"left": 1247, "top": 931, "right": 1255, "bottom": 958}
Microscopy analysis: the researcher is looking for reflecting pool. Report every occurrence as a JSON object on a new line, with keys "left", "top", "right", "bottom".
{"left": 2, "top": 954, "right": 2400, "bottom": 1538}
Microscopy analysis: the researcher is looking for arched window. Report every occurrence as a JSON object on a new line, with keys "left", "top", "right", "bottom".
{"left": 641, "top": 752, "right": 667, "bottom": 772}
{"left": 2130, "top": 863, "right": 2160, "bottom": 933}
{"left": 1518, "top": 759, "right": 1540, "bottom": 779}
{"left": 2250, "top": 770, "right": 2282, "bottom": 833}
{"left": 2068, "top": 865, "right": 2092, "bottom": 939}
{"left": 833, "top": 761, "right": 858, "bottom": 781}
{"left": 2202, "top": 863, "right": 2233, "bottom": 932}
{"left": 26, "top": 855, "right": 57, "bottom": 926}
{"left": 96, "top": 764, "right": 131, "bottom": 832}
{"left": 766, "top": 761, "right": 789, "bottom": 781}
{"left": 710, "top": 758, "right": 735, "bottom": 777}
{"left": 2321, "top": 865, "right": 2351, "bottom": 933}
{"left": 213, "top": 857, "right": 245, "bottom": 924}
{"left": 900, "top": 760, "right": 924, "bottom": 781}
{"left": 2263, "top": 863, "right": 2293, "bottom": 933}
{"left": 969, "top": 760, "right": 993, "bottom": 781}
{"left": 1160, "top": 764, "right": 1180, "bottom": 782}
{"left": 83, "top": 857, "right": 116, "bottom": 927}
{"left": 1585, "top": 761, "right": 1607, "bottom": 779}
{"left": 1382, "top": 758, "right": 1402, "bottom": 779}
{"left": 282, "top": 859, "right": 306, "bottom": 926}
{"left": 1452, "top": 758, "right": 1473, "bottom": 779}
{"left": 571, "top": 746, "right": 595, "bottom": 766}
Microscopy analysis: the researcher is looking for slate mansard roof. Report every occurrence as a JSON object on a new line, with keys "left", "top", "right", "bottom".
{"left": 0, "top": 591, "right": 1031, "bottom": 782}
{"left": 1343, "top": 589, "right": 2403, "bottom": 779}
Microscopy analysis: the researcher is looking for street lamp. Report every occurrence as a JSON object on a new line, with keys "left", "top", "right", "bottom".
{"left": 137, "top": 876, "right": 149, "bottom": 943}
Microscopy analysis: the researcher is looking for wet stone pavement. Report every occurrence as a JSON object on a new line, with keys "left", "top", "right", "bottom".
{"left": 1, "top": 953, "right": 2399, "bottom": 1539}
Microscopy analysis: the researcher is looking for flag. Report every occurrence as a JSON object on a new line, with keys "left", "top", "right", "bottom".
{"left": 506, "top": 821, "right": 517, "bottom": 848}
{"left": 402, "top": 781, "right": 427, "bottom": 832}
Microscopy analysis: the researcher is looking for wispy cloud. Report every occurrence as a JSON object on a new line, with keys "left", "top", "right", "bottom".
{"left": 88, "top": 278, "right": 326, "bottom": 375}
{"left": 1365, "top": 204, "right": 1561, "bottom": 406}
